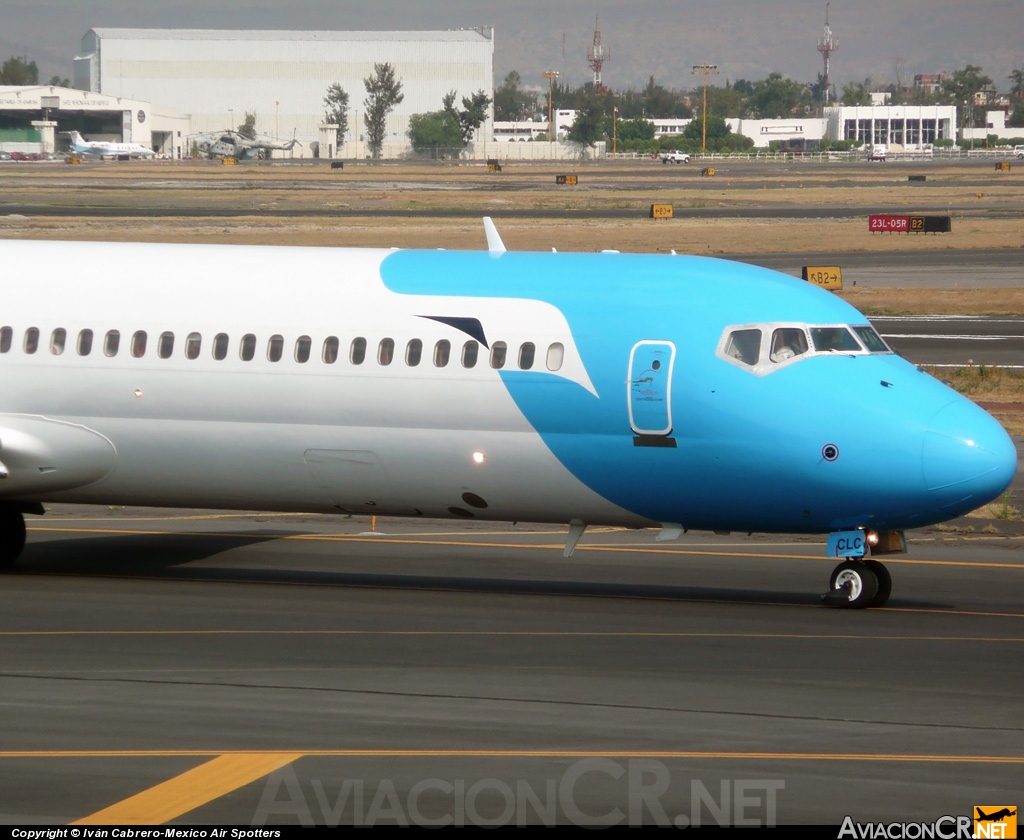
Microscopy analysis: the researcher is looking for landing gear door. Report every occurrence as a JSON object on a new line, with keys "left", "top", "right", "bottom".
{"left": 628, "top": 341, "right": 676, "bottom": 436}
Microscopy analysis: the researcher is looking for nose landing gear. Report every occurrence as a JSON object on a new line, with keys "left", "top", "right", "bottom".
{"left": 824, "top": 558, "right": 892, "bottom": 608}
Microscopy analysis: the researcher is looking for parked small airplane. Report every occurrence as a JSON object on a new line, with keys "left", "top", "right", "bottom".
{"left": 66, "top": 130, "right": 156, "bottom": 159}
{"left": 0, "top": 222, "right": 1016, "bottom": 607}
{"left": 191, "top": 130, "right": 300, "bottom": 160}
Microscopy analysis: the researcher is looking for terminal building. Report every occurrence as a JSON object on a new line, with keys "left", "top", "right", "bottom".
{"left": 824, "top": 103, "right": 956, "bottom": 149}
{"left": 73, "top": 27, "right": 496, "bottom": 155}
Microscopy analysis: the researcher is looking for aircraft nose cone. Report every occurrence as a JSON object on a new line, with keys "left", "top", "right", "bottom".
{"left": 923, "top": 399, "right": 1017, "bottom": 510}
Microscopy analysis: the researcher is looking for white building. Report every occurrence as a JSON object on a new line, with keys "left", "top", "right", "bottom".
{"left": 0, "top": 85, "right": 188, "bottom": 157}
{"left": 824, "top": 104, "right": 956, "bottom": 149}
{"left": 74, "top": 28, "right": 495, "bottom": 155}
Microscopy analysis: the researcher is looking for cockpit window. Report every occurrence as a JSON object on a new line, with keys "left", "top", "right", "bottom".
{"left": 852, "top": 325, "right": 890, "bottom": 353}
{"left": 724, "top": 328, "right": 762, "bottom": 366}
{"left": 810, "top": 327, "right": 861, "bottom": 353}
{"left": 770, "top": 328, "right": 808, "bottom": 363}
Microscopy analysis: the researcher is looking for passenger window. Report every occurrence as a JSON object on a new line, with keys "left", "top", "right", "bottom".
{"left": 322, "top": 336, "right": 339, "bottom": 364}
{"left": 131, "top": 331, "right": 147, "bottom": 358}
{"left": 518, "top": 342, "right": 535, "bottom": 370}
{"left": 158, "top": 331, "right": 174, "bottom": 359}
{"left": 240, "top": 333, "right": 256, "bottom": 361}
{"left": 104, "top": 330, "right": 120, "bottom": 357}
{"left": 295, "top": 335, "right": 311, "bottom": 363}
{"left": 490, "top": 341, "right": 507, "bottom": 369}
{"left": 546, "top": 342, "right": 564, "bottom": 371}
{"left": 350, "top": 337, "right": 367, "bottom": 365}
{"left": 267, "top": 334, "right": 284, "bottom": 362}
{"left": 462, "top": 340, "right": 479, "bottom": 368}
{"left": 0, "top": 326, "right": 11, "bottom": 353}
{"left": 770, "top": 328, "right": 808, "bottom": 363}
{"left": 853, "top": 326, "right": 890, "bottom": 353}
{"left": 433, "top": 339, "right": 451, "bottom": 367}
{"left": 405, "top": 338, "right": 422, "bottom": 366}
{"left": 77, "top": 329, "right": 93, "bottom": 356}
{"left": 725, "top": 328, "right": 761, "bottom": 366}
{"left": 185, "top": 332, "right": 202, "bottom": 360}
{"left": 24, "top": 327, "right": 39, "bottom": 354}
{"left": 811, "top": 327, "right": 861, "bottom": 353}
{"left": 50, "top": 328, "right": 67, "bottom": 355}
{"left": 377, "top": 338, "right": 394, "bottom": 366}
{"left": 213, "top": 333, "right": 229, "bottom": 361}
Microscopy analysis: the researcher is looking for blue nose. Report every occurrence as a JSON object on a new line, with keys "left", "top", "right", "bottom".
{"left": 923, "top": 399, "right": 1017, "bottom": 514}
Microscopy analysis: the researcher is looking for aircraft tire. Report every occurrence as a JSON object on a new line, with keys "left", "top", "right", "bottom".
{"left": 0, "top": 505, "right": 26, "bottom": 567}
{"left": 863, "top": 560, "right": 892, "bottom": 608}
{"left": 828, "top": 560, "right": 879, "bottom": 609}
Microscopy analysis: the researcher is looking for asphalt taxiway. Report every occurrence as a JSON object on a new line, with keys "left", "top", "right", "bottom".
{"left": 2, "top": 483, "right": 1022, "bottom": 825}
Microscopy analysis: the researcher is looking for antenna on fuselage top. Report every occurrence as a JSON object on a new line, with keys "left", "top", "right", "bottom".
{"left": 482, "top": 217, "right": 506, "bottom": 254}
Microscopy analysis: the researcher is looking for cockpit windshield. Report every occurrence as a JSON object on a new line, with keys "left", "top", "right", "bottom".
{"left": 719, "top": 322, "right": 891, "bottom": 375}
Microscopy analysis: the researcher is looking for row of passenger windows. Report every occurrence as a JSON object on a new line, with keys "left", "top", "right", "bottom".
{"left": 723, "top": 324, "right": 890, "bottom": 368}
{"left": 0, "top": 326, "right": 566, "bottom": 372}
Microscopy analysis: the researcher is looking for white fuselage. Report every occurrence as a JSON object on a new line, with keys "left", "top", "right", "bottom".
{"left": 0, "top": 240, "right": 639, "bottom": 525}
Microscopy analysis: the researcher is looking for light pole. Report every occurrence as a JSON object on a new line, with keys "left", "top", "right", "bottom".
{"left": 613, "top": 106, "right": 618, "bottom": 155}
{"left": 228, "top": 108, "right": 234, "bottom": 131}
{"left": 691, "top": 64, "right": 719, "bottom": 152}
{"left": 542, "top": 70, "right": 559, "bottom": 143}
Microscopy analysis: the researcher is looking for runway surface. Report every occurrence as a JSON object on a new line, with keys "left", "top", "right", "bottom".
{"left": 2, "top": 485, "right": 1022, "bottom": 826}
{"left": 870, "top": 315, "right": 1024, "bottom": 367}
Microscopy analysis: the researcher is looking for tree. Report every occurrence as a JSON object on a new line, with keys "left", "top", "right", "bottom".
{"left": 237, "top": 112, "right": 257, "bottom": 140}
{"left": 0, "top": 56, "right": 38, "bottom": 85}
{"left": 746, "top": 72, "right": 812, "bottom": 118}
{"left": 494, "top": 71, "right": 535, "bottom": 121}
{"left": 363, "top": 62, "right": 404, "bottom": 159}
{"left": 941, "top": 65, "right": 993, "bottom": 127}
{"left": 407, "top": 110, "right": 463, "bottom": 157}
{"left": 47, "top": 75, "right": 70, "bottom": 88}
{"left": 841, "top": 81, "right": 870, "bottom": 106}
{"left": 641, "top": 76, "right": 691, "bottom": 118}
{"left": 323, "top": 83, "right": 350, "bottom": 146}
{"left": 1007, "top": 67, "right": 1024, "bottom": 128}
{"left": 616, "top": 117, "right": 655, "bottom": 143}
{"left": 567, "top": 94, "right": 605, "bottom": 148}
{"left": 682, "top": 115, "right": 751, "bottom": 153}
{"left": 443, "top": 89, "right": 492, "bottom": 143}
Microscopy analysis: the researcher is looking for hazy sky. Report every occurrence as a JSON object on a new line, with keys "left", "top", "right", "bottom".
{"left": 2, "top": 0, "right": 1021, "bottom": 92}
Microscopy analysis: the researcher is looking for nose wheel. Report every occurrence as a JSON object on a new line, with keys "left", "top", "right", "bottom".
{"left": 825, "top": 558, "right": 892, "bottom": 608}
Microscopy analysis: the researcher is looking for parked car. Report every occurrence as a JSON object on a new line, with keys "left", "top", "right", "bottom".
{"left": 869, "top": 144, "right": 887, "bottom": 162}
{"left": 1014, "top": 145, "right": 1024, "bottom": 160}
{"left": 660, "top": 150, "right": 691, "bottom": 164}
{"left": 0, "top": 151, "right": 12, "bottom": 161}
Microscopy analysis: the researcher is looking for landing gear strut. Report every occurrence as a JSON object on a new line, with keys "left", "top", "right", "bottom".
{"left": 0, "top": 505, "right": 26, "bottom": 567}
{"left": 825, "top": 558, "right": 891, "bottom": 608}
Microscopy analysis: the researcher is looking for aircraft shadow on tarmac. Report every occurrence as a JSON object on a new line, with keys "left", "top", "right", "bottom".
{"left": 8, "top": 533, "right": 955, "bottom": 610}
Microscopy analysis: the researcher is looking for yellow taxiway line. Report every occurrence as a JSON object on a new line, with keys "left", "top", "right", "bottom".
{"left": 71, "top": 752, "right": 303, "bottom": 825}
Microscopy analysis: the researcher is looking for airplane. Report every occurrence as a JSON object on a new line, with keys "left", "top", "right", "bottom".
{"left": 66, "top": 130, "right": 156, "bottom": 159}
{"left": 0, "top": 222, "right": 1016, "bottom": 608}
{"left": 191, "top": 130, "right": 301, "bottom": 160}
{"left": 976, "top": 809, "right": 1017, "bottom": 822}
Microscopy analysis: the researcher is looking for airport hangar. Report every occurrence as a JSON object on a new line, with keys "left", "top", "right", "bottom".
{"left": 74, "top": 27, "right": 496, "bottom": 158}
{"left": 0, "top": 85, "right": 188, "bottom": 157}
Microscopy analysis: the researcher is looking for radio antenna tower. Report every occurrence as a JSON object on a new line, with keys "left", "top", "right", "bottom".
{"left": 587, "top": 16, "right": 611, "bottom": 93}
{"left": 817, "top": 3, "right": 838, "bottom": 105}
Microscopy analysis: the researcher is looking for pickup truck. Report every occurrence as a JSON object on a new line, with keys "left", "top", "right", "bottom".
{"left": 660, "top": 150, "right": 691, "bottom": 164}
